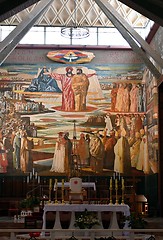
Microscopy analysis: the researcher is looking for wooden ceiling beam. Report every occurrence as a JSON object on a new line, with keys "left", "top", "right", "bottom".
{"left": 94, "top": 0, "right": 162, "bottom": 79}
{"left": 0, "top": 0, "right": 53, "bottom": 65}
{"left": 118, "top": 0, "right": 163, "bottom": 27}
{"left": 0, "top": 0, "right": 40, "bottom": 22}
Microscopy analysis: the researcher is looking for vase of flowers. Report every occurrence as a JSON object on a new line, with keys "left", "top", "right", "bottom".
{"left": 74, "top": 209, "right": 100, "bottom": 229}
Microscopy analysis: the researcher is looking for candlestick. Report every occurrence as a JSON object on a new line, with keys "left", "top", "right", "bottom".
{"left": 61, "top": 179, "right": 64, "bottom": 204}
{"left": 109, "top": 177, "right": 113, "bottom": 204}
{"left": 121, "top": 177, "right": 125, "bottom": 204}
{"left": 62, "top": 179, "right": 64, "bottom": 188}
{"left": 49, "top": 178, "right": 52, "bottom": 190}
{"left": 115, "top": 178, "right": 118, "bottom": 188}
{"left": 48, "top": 179, "right": 52, "bottom": 203}
{"left": 54, "top": 178, "right": 57, "bottom": 189}
{"left": 55, "top": 179, "right": 58, "bottom": 204}
{"left": 115, "top": 178, "right": 118, "bottom": 204}
{"left": 122, "top": 177, "right": 124, "bottom": 190}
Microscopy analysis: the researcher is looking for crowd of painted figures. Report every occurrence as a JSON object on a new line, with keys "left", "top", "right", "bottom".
{"left": 0, "top": 95, "right": 36, "bottom": 173}
{"left": 0, "top": 87, "right": 151, "bottom": 175}
{"left": 50, "top": 113, "right": 151, "bottom": 176}
{"left": 110, "top": 82, "right": 146, "bottom": 113}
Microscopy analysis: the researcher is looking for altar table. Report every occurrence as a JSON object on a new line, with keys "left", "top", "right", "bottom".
{"left": 42, "top": 203, "right": 130, "bottom": 230}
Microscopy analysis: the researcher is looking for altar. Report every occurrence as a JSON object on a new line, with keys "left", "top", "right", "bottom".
{"left": 42, "top": 203, "right": 130, "bottom": 230}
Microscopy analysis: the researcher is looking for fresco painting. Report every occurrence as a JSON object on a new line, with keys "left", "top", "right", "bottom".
{"left": 46, "top": 49, "right": 95, "bottom": 64}
{"left": 0, "top": 51, "right": 158, "bottom": 177}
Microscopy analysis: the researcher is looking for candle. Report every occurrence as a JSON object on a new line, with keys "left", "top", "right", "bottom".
{"left": 35, "top": 171, "right": 38, "bottom": 179}
{"left": 38, "top": 176, "right": 40, "bottom": 184}
{"left": 27, "top": 176, "right": 29, "bottom": 183}
{"left": 113, "top": 172, "right": 115, "bottom": 180}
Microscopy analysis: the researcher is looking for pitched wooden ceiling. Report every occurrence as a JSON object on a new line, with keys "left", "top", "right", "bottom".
{"left": 0, "top": 0, "right": 163, "bottom": 27}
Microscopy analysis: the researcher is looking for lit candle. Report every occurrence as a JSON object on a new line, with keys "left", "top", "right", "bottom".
{"left": 38, "top": 176, "right": 40, "bottom": 184}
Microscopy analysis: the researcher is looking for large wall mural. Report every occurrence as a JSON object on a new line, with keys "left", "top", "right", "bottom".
{"left": 0, "top": 50, "right": 158, "bottom": 178}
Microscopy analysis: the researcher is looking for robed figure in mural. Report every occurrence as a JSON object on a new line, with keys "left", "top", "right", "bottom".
{"left": 114, "top": 128, "right": 131, "bottom": 174}
{"left": 77, "top": 133, "right": 90, "bottom": 167}
{"left": 71, "top": 68, "right": 97, "bottom": 111}
{"left": 0, "top": 139, "right": 8, "bottom": 173}
{"left": 46, "top": 67, "right": 75, "bottom": 111}
{"left": 64, "top": 132, "right": 72, "bottom": 176}
{"left": 3, "top": 133, "right": 14, "bottom": 172}
{"left": 130, "top": 131, "right": 141, "bottom": 168}
{"left": 89, "top": 131, "right": 105, "bottom": 173}
{"left": 20, "top": 130, "right": 31, "bottom": 173}
{"left": 130, "top": 84, "right": 139, "bottom": 112}
{"left": 103, "top": 129, "right": 117, "bottom": 170}
{"left": 13, "top": 130, "right": 21, "bottom": 170}
{"left": 136, "top": 128, "right": 150, "bottom": 174}
{"left": 110, "top": 83, "right": 118, "bottom": 111}
{"left": 50, "top": 132, "right": 66, "bottom": 173}
{"left": 25, "top": 66, "right": 62, "bottom": 93}
{"left": 71, "top": 68, "right": 91, "bottom": 111}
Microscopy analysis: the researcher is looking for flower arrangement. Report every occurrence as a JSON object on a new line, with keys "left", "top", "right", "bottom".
{"left": 74, "top": 209, "right": 100, "bottom": 229}
{"left": 20, "top": 195, "right": 40, "bottom": 210}
{"left": 128, "top": 212, "right": 147, "bottom": 229}
{"left": 124, "top": 212, "right": 147, "bottom": 229}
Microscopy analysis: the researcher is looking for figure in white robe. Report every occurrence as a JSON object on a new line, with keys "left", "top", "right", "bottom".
{"left": 136, "top": 129, "right": 150, "bottom": 174}
{"left": 50, "top": 132, "right": 65, "bottom": 173}
{"left": 105, "top": 113, "right": 113, "bottom": 135}
{"left": 114, "top": 128, "right": 131, "bottom": 174}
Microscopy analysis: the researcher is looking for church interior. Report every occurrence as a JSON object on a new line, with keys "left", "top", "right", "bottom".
{"left": 0, "top": 0, "right": 163, "bottom": 239}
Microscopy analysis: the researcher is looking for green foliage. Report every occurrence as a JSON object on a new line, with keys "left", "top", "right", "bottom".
{"left": 126, "top": 212, "right": 147, "bottom": 229}
{"left": 74, "top": 209, "right": 100, "bottom": 229}
{"left": 20, "top": 195, "right": 40, "bottom": 209}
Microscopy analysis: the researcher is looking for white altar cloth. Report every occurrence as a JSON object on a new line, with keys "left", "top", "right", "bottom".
{"left": 56, "top": 182, "right": 96, "bottom": 191}
{"left": 42, "top": 203, "right": 130, "bottom": 230}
